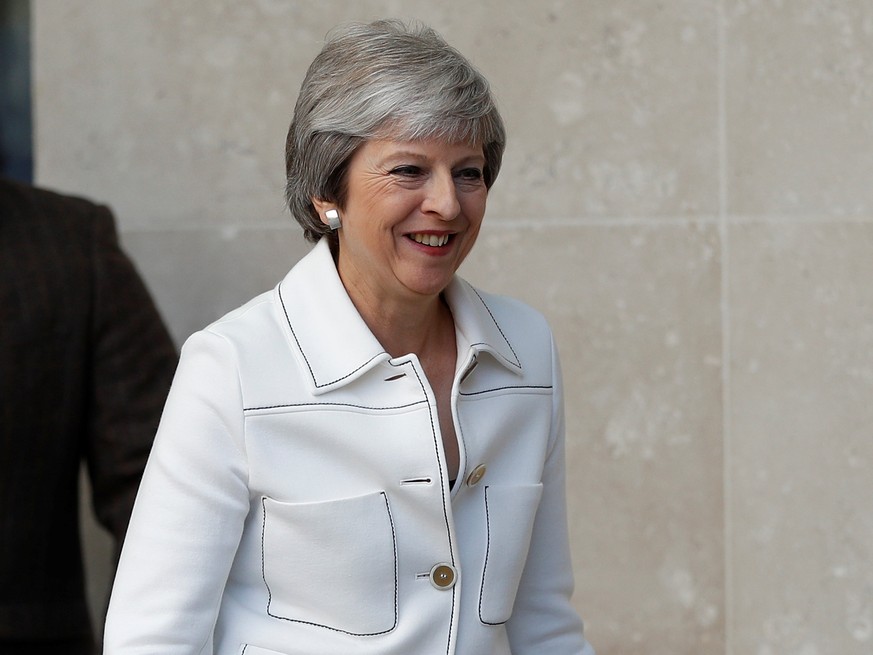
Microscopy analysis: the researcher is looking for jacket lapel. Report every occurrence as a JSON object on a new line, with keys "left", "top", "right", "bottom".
{"left": 276, "top": 240, "right": 389, "bottom": 395}
{"left": 276, "top": 239, "right": 523, "bottom": 396}
{"left": 444, "top": 277, "right": 524, "bottom": 376}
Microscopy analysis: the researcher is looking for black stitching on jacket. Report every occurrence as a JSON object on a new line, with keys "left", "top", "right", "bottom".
{"left": 244, "top": 400, "right": 427, "bottom": 413}
{"left": 397, "top": 360, "right": 458, "bottom": 655}
{"left": 278, "top": 281, "right": 386, "bottom": 389}
{"left": 259, "top": 493, "right": 399, "bottom": 636}
{"left": 478, "top": 485, "right": 506, "bottom": 626}
{"left": 459, "top": 385, "right": 552, "bottom": 397}
{"left": 469, "top": 286, "right": 522, "bottom": 369}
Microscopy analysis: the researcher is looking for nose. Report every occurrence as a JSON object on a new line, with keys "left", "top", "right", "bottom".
{"left": 421, "top": 170, "right": 461, "bottom": 221}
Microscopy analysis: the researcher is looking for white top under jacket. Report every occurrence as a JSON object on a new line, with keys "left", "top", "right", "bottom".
{"left": 104, "top": 239, "right": 595, "bottom": 655}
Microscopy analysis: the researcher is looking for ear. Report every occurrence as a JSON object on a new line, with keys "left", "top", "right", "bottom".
{"left": 311, "top": 197, "right": 335, "bottom": 226}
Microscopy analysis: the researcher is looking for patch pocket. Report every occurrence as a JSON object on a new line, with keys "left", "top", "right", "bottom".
{"left": 240, "top": 646, "right": 285, "bottom": 655}
{"left": 260, "top": 491, "right": 398, "bottom": 635}
{"left": 478, "top": 483, "right": 544, "bottom": 625}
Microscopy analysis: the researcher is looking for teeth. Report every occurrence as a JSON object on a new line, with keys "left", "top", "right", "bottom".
{"left": 411, "top": 233, "right": 449, "bottom": 247}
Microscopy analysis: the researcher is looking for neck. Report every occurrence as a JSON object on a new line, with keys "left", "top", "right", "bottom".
{"left": 362, "top": 291, "right": 455, "bottom": 359}
{"left": 333, "top": 247, "right": 458, "bottom": 359}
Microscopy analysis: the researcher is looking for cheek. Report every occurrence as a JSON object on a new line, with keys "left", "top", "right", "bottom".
{"left": 465, "top": 194, "right": 487, "bottom": 227}
{"left": 459, "top": 214, "right": 484, "bottom": 257}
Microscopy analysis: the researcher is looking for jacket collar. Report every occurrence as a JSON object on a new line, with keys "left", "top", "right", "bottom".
{"left": 277, "top": 239, "right": 522, "bottom": 395}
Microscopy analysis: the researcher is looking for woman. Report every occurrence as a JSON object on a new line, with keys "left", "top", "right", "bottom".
{"left": 104, "top": 20, "right": 594, "bottom": 655}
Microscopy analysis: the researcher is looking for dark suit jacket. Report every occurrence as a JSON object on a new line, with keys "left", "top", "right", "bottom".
{"left": 0, "top": 178, "right": 178, "bottom": 647}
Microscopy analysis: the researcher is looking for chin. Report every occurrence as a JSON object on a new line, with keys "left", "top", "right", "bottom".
{"left": 396, "top": 261, "right": 456, "bottom": 294}
{"left": 404, "top": 275, "right": 454, "bottom": 298}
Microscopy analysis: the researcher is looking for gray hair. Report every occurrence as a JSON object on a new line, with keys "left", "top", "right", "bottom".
{"left": 285, "top": 19, "right": 506, "bottom": 245}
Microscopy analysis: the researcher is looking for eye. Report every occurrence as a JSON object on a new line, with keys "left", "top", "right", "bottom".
{"left": 389, "top": 165, "right": 423, "bottom": 177}
{"left": 455, "top": 167, "right": 484, "bottom": 183}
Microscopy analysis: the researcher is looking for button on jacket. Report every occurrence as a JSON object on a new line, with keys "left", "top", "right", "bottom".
{"left": 104, "top": 239, "right": 595, "bottom": 655}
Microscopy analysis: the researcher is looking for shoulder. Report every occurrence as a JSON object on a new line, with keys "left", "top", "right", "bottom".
{"left": 470, "top": 285, "right": 552, "bottom": 338}
{"left": 456, "top": 279, "right": 555, "bottom": 349}
{"left": 0, "top": 178, "right": 118, "bottom": 264}
{"left": 180, "top": 287, "right": 287, "bottom": 376}
{"left": 177, "top": 284, "right": 310, "bottom": 410}
{"left": 451, "top": 278, "right": 557, "bottom": 381}
{"left": 187, "top": 290, "right": 278, "bottom": 348}
{"left": 1, "top": 177, "right": 112, "bottom": 227}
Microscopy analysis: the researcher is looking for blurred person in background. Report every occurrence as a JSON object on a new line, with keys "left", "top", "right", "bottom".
{"left": 0, "top": 176, "right": 178, "bottom": 655}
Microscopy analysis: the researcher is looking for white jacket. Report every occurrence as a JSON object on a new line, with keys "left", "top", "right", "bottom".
{"left": 104, "top": 239, "right": 594, "bottom": 655}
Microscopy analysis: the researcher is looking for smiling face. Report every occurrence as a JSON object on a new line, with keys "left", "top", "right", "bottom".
{"left": 313, "top": 138, "right": 488, "bottom": 311}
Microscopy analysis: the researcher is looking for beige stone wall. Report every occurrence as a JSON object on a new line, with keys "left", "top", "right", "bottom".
{"left": 33, "top": 1, "right": 873, "bottom": 653}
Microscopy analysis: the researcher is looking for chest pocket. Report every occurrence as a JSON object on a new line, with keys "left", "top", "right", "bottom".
{"left": 260, "top": 491, "right": 398, "bottom": 635}
{"left": 478, "top": 483, "right": 544, "bottom": 625}
{"left": 240, "top": 646, "right": 284, "bottom": 655}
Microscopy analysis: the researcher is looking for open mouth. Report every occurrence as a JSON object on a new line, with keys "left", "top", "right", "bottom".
{"left": 409, "top": 233, "right": 451, "bottom": 247}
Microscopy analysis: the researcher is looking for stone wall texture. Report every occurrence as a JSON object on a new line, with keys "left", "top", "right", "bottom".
{"left": 32, "top": 1, "right": 873, "bottom": 653}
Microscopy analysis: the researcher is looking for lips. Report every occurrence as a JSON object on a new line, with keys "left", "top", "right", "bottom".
{"left": 409, "top": 233, "right": 451, "bottom": 247}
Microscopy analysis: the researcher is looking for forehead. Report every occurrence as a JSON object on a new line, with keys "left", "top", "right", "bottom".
{"left": 353, "top": 138, "right": 485, "bottom": 164}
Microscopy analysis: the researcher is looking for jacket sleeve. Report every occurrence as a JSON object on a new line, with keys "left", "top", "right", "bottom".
{"left": 505, "top": 334, "right": 595, "bottom": 654}
{"left": 103, "top": 329, "right": 250, "bottom": 654}
{"left": 85, "top": 204, "right": 178, "bottom": 546}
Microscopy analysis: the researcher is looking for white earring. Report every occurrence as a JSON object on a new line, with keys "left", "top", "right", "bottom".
{"left": 325, "top": 209, "right": 341, "bottom": 231}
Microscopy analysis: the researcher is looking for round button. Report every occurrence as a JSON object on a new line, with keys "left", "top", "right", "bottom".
{"left": 429, "top": 563, "right": 457, "bottom": 590}
{"left": 466, "top": 463, "right": 487, "bottom": 487}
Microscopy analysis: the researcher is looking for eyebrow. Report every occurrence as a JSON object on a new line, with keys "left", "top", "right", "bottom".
{"left": 383, "top": 150, "right": 486, "bottom": 167}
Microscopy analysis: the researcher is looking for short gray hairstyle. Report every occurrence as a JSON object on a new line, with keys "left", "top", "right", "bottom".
{"left": 285, "top": 19, "right": 506, "bottom": 245}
